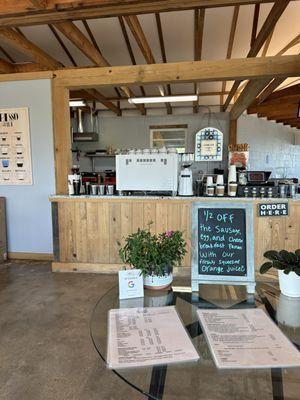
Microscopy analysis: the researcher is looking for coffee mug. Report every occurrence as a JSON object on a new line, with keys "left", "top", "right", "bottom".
{"left": 2, "top": 160, "right": 9, "bottom": 168}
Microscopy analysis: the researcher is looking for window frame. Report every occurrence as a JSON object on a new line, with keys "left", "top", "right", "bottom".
{"left": 149, "top": 127, "right": 187, "bottom": 152}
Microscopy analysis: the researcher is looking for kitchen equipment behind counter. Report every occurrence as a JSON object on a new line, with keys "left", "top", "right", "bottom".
{"left": 116, "top": 152, "right": 179, "bottom": 194}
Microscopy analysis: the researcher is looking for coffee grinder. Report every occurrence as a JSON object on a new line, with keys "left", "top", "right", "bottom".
{"left": 178, "top": 153, "right": 194, "bottom": 196}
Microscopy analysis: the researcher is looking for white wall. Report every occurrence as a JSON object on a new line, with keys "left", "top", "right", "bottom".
{"left": 238, "top": 115, "right": 300, "bottom": 179}
{"left": 0, "top": 79, "right": 55, "bottom": 254}
{"left": 73, "top": 113, "right": 230, "bottom": 176}
{"left": 73, "top": 112, "right": 300, "bottom": 180}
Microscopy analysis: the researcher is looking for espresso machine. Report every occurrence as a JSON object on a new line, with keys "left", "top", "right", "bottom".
{"left": 178, "top": 153, "right": 194, "bottom": 196}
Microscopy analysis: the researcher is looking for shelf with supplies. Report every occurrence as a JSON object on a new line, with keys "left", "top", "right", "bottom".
{"left": 85, "top": 153, "right": 116, "bottom": 172}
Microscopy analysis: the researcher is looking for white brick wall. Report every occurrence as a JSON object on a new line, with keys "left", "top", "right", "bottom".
{"left": 238, "top": 115, "right": 300, "bottom": 179}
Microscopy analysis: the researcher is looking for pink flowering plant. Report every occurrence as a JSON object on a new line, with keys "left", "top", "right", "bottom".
{"left": 119, "top": 224, "right": 187, "bottom": 277}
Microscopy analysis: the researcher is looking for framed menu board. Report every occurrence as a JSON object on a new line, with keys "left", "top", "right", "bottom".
{"left": 191, "top": 201, "right": 255, "bottom": 293}
{"left": 0, "top": 107, "right": 33, "bottom": 185}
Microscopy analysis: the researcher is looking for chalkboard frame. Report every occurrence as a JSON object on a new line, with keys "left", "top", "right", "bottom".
{"left": 191, "top": 201, "right": 255, "bottom": 293}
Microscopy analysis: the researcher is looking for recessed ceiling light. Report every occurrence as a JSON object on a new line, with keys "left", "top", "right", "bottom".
{"left": 128, "top": 95, "right": 198, "bottom": 104}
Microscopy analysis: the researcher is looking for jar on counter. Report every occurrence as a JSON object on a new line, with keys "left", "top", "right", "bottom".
{"left": 251, "top": 187, "right": 257, "bottom": 198}
{"left": 260, "top": 187, "right": 266, "bottom": 198}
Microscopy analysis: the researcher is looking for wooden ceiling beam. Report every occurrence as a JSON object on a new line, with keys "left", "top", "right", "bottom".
{"left": 156, "top": 13, "right": 172, "bottom": 100}
{"left": 193, "top": 8, "right": 205, "bottom": 113}
{"left": 85, "top": 88, "right": 121, "bottom": 116}
{"left": 124, "top": 15, "right": 169, "bottom": 112}
{"left": 0, "top": 57, "right": 14, "bottom": 73}
{"left": 118, "top": 16, "right": 146, "bottom": 97}
{"left": 277, "top": 118, "right": 300, "bottom": 124}
{"left": 250, "top": 4, "right": 260, "bottom": 47}
{"left": 0, "top": 1, "right": 290, "bottom": 28}
{"left": 248, "top": 100, "right": 299, "bottom": 114}
{"left": 53, "top": 55, "right": 300, "bottom": 88}
{"left": 0, "top": 27, "right": 62, "bottom": 69}
{"left": 53, "top": 21, "right": 110, "bottom": 67}
{"left": 48, "top": 24, "right": 77, "bottom": 67}
{"left": 221, "top": 5, "right": 239, "bottom": 107}
{"left": 230, "top": 78, "right": 272, "bottom": 119}
{"left": 54, "top": 20, "right": 145, "bottom": 114}
{"left": 223, "top": 0, "right": 290, "bottom": 111}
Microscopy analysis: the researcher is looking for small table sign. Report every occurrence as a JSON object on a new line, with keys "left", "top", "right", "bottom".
{"left": 118, "top": 269, "right": 144, "bottom": 300}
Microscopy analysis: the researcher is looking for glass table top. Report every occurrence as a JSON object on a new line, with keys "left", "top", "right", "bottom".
{"left": 90, "top": 278, "right": 300, "bottom": 400}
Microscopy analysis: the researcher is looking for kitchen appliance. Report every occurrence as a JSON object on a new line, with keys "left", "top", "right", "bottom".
{"left": 116, "top": 153, "right": 179, "bottom": 194}
{"left": 72, "top": 108, "right": 99, "bottom": 142}
{"left": 246, "top": 171, "right": 272, "bottom": 184}
{"left": 178, "top": 153, "right": 194, "bottom": 196}
{"left": 81, "top": 172, "right": 98, "bottom": 194}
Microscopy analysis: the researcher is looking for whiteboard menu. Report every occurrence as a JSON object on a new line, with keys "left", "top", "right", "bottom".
{"left": 107, "top": 306, "right": 199, "bottom": 369}
{"left": 0, "top": 107, "right": 33, "bottom": 185}
{"left": 197, "top": 308, "right": 300, "bottom": 369}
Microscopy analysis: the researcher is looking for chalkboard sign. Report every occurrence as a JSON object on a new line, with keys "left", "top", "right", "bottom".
{"left": 192, "top": 202, "right": 255, "bottom": 294}
{"left": 198, "top": 208, "right": 247, "bottom": 277}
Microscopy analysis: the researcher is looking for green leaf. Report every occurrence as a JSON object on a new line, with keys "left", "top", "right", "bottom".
{"left": 294, "top": 269, "right": 300, "bottom": 277}
{"left": 272, "top": 260, "right": 286, "bottom": 270}
{"left": 279, "top": 250, "right": 295, "bottom": 263}
{"left": 283, "top": 267, "right": 292, "bottom": 275}
{"left": 295, "top": 249, "right": 300, "bottom": 259}
{"left": 260, "top": 262, "right": 273, "bottom": 274}
{"left": 264, "top": 250, "right": 279, "bottom": 261}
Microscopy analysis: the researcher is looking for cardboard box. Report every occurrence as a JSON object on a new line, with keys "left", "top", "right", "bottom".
{"left": 0, "top": 197, "right": 7, "bottom": 262}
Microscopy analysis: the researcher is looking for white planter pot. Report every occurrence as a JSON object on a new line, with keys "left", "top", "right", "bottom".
{"left": 278, "top": 270, "right": 300, "bottom": 298}
{"left": 144, "top": 273, "right": 173, "bottom": 290}
{"left": 277, "top": 294, "right": 300, "bottom": 328}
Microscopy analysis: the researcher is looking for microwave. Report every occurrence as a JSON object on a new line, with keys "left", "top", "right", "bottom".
{"left": 116, "top": 153, "right": 179, "bottom": 193}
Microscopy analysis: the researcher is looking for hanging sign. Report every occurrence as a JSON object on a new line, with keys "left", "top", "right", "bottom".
{"left": 195, "top": 127, "right": 223, "bottom": 161}
{"left": 0, "top": 107, "right": 33, "bottom": 185}
{"left": 191, "top": 201, "right": 255, "bottom": 293}
{"left": 258, "top": 202, "right": 289, "bottom": 217}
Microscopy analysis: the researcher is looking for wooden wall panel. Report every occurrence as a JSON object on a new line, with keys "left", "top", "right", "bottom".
{"left": 109, "top": 202, "right": 122, "bottom": 264}
{"left": 75, "top": 202, "right": 88, "bottom": 262}
{"left": 54, "top": 199, "right": 300, "bottom": 273}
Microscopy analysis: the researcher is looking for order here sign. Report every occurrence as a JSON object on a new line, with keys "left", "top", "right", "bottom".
{"left": 258, "top": 202, "right": 289, "bottom": 217}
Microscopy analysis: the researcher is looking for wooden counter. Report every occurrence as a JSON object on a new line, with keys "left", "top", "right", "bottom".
{"left": 50, "top": 195, "right": 300, "bottom": 274}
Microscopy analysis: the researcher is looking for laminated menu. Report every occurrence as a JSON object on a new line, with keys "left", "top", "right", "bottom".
{"left": 107, "top": 306, "right": 199, "bottom": 369}
{"left": 197, "top": 308, "right": 300, "bottom": 369}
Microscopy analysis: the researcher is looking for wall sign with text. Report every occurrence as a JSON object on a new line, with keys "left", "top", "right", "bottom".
{"left": 258, "top": 202, "right": 289, "bottom": 217}
{"left": 0, "top": 107, "right": 33, "bottom": 185}
{"left": 191, "top": 202, "right": 255, "bottom": 293}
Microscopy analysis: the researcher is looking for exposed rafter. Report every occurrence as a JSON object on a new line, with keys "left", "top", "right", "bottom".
{"left": 155, "top": 13, "right": 172, "bottom": 98}
{"left": 48, "top": 24, "right": 77, "bottom": 67}
{"left": 230, "top": 78, "right": 273, "bottom": 119}
{"left": 223, "top": 0, "right": 290, "bottom": 111}
{"left": 220, "top": 5, "right": 239, "bottom": 107}
{"left": 193, "top": 8, "right": 205, "bottom": 113}
{"left": 124, "top": 15, "right": 170, "bottom": 113}
{"left": 0, "top": 57, "right": 14, "bottom": 73}
{"left": 0, "top": 27, "right": 62, "bottom": 69}
{"left": 53, "top": 20, "right": 145, "bottom": 114}
{"left": 250, "top": 4, "right": 260, "bottom": 47}
{"left": 0, "top": 1, "right": 291, "bottom": 28}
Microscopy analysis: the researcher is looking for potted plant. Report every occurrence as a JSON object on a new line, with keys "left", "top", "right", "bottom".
{"left": 260, "top": 249, "right": 300, "bottom": 297}
{"left": 119, "top": 226, "right": 187, "bottom": 290}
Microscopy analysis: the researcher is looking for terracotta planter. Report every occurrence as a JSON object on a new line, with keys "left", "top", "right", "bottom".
{"left": 144, "top": 272, "right": 173, "bottom": 290}
{"left": 278, "top": 270, "right": 300, "bottom": 298}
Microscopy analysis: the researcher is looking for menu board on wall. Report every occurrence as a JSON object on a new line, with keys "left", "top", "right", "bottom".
{"left": 0, "top": 107, "right": 33, "bottom": 185}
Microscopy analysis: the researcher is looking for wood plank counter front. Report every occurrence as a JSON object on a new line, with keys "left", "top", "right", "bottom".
{"left": 49, "top": 196, "right": 300, "bottom": 274}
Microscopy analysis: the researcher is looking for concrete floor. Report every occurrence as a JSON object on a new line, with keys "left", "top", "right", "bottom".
{"left": 0, "top": 261, "right": 145, "bottom": 400}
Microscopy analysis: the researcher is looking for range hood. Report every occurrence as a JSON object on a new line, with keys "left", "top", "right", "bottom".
{"left": 72, "top": 108, "right": 99, "bottom": 142}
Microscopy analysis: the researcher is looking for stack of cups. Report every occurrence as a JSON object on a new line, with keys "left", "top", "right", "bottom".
{"left": 228, "top": 165, "right": 237, "bottom": 197}
{"left": 216, "top": 175, "right": 225, "bottom": 197}
{"left": 206, "top": 176, "right": 214, "bottom": 196}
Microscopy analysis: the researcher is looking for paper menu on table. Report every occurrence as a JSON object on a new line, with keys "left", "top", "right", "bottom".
{"left": 107, "top": 306, "right": 199, "bottom": 369}
{"left": 197, "top": 308, "right": 300, "bottom": 369}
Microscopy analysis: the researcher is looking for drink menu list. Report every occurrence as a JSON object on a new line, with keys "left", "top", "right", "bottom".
{"left": 198, "top": 208, "right": 247, "bottom": 277}
{"left": 0, "top": 107, "right": 33, "bottom": 185}
{"left": 107, "top": 306, "right": 199, "bottom": 369}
